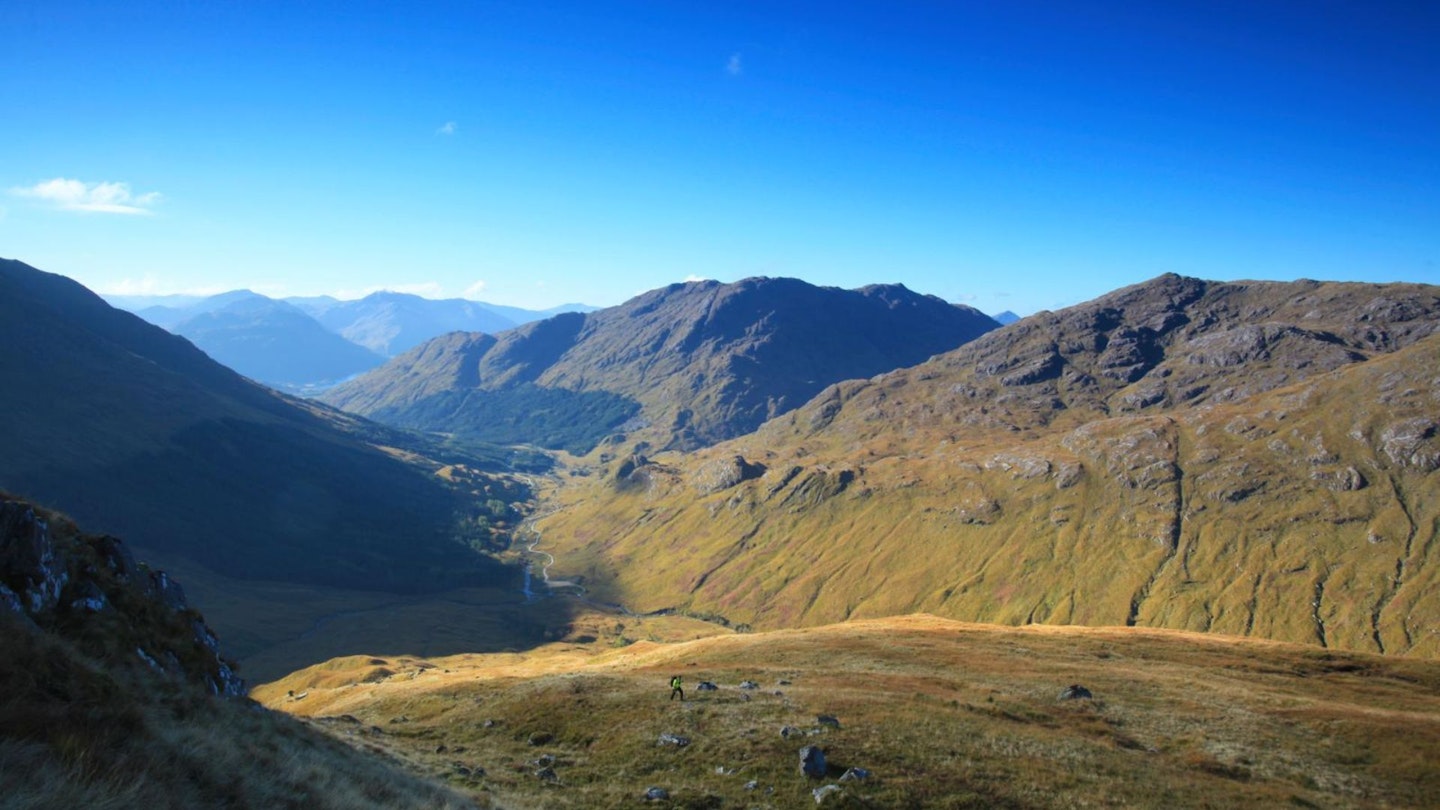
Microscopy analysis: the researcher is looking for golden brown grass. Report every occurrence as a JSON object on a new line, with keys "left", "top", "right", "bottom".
{"left": 257, "top": 614, "right": 1440, "bottom": 808}
{"left": 532, "top": 336, "right": 1440, "bottom": 660}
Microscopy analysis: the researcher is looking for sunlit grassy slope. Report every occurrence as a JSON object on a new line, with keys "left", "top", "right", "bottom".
{"left": 257, "top": 615, "right": 1440, "bottom": 809}
{"left": 535, "top": 277, "right": 1440, "bottom": 658}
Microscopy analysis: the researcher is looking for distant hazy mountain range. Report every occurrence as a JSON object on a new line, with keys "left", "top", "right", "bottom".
{"left": 321, "top": 277, "right": 1002, "bottom": 453}
{"left": 0, "top": 257, "right": 526, "bottom": 653}
{"left": 107, "top": 290, "right": 596, "bottom": 393}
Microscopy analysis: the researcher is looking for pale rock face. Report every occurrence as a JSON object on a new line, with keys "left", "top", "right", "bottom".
{"left": 0, "top": 496, "right": 246, "bottom": 698}
{"left": 0, "top": 503, "right": 67, "bottom": 614}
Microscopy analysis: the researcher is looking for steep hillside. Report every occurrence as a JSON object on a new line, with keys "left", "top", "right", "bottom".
{"left": 172, "top": 295, "right": 385, "bottom": 392}
{"left": 0, "top": 495, "right": 474, "bottom": 809}
{"left": 534, "top": 275, "right": 1440, "bottom": 657}
{"left": 0, "top": 258, "right": 525, "bottom": 653}
{"left": 256, "top": 614, "right": 1440, "bottom": 809}
{"left": 323, "top": 277, "right": 999, "bottom": 452}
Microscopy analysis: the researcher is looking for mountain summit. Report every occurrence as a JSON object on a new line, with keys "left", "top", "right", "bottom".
{"left": 322, "top": 277, "right": 999, "bottom": 452}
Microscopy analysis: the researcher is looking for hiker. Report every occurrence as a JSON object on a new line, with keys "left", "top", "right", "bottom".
{"left": 669, "top": 675, "right": 684, "bottom": 701}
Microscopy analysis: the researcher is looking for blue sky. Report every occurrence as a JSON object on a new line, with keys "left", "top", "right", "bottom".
{"left": 2, "top": 1, "right": 1436, "bottom": 314}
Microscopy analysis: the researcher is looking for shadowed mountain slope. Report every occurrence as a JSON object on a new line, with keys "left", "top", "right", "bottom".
{"left": 535, "top": 275, "right": 1440, "bottom": 657}
{"left": 0, "top": 495, "right": 474, "bottom": 809}
{"left": 0, "top": 258, "right": 516, "bottom": 597}
{"left": 322, "top": 277, "right": 999, "bottom": 452}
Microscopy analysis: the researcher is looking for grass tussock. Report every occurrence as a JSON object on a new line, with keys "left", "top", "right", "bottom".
{"left": 258, "top": 614, "right": 1440, "bottom": 809}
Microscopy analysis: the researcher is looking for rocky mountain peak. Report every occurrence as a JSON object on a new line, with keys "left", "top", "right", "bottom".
{"left": 323, "top": 276, "right": 1000, "bottom": 453}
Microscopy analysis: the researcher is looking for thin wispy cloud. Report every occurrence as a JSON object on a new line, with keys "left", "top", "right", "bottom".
{"left": 462, "top": 280, "right": 488, "bottom": 299}
{"left": 437, "top": 121, "right": 458, "bottom": 135}
{"left": 683, "top": 274, "right": 711, "bottom": 283}
{"left": 726, "top": 53, "right": 742, "bottom": 76}
{"left": 10, "top": 178, "right": 161, "bottom": 215}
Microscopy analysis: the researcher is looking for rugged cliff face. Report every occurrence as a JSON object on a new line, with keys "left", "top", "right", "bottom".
{"left": 0, "top": 495, "right": 242, "bottom": 696}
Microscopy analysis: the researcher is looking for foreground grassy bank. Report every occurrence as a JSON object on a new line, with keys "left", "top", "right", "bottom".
{"left": 256, "top": 614, "right": 1440, "bottom": 808}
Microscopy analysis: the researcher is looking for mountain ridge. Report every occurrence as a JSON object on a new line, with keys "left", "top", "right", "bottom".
{"left": 171, "top": 295, "right": 386, "bottom": 391}
{"left": 532, "top": 273, "right": 1440, "bottom": 657}
{"left": 323, "top": 276, "right": 1000, "bottom": 452}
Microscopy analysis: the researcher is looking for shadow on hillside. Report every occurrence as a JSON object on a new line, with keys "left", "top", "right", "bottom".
{"left": 138, "top": 551, "right": 581, "bottom": 685}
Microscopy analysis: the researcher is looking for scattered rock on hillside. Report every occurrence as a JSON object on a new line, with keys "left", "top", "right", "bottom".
{"left": 613, "top": 453, "right": 648, "bottom": 483}
{"left": 528, "top": 732, "right": 554, "bottom": 746}
{"left": 799, "top": 745, "right": 827, "bottom": 778}
{"left": 840, "top": 767, "right": 871, "bottom": 782}
{"left": 534, "top": 766, "right": 558, "bottom": 783}
{"left": 644, "top": 787, "right": 670, "bottom": 801}
{"left": 813, "top": 784, "right": 843, "bottom": 804}
{"left": 1311, "top": 466, "right": 1367, "bottom": 492}
{"left": 0, "top": 501, "right": 67, "bottom": 613}
{"left": 1380, "top": 417, "right": 1440, "bottom": 471}
{"left": 694, "top": 455, "right": 767, "bottom": 494}
{"left": 0, "top": 498, "right": 244, "bottom": 696}
{"left": 1059, "top": 684, "right": 1094, "bottom": 700}
{"left": 817, "top": 714, "right": 842, "bottom": 729}
{"left": 739, "top": 680, "right": 760, "bottom": 689}
{"left": 657, "top": 733, "right": 691, "bottom": 748}
{"left": 780, "top": 725, "right": 802, "bottom": 739}
{"left": 697, "top": 680, "right": 718, "bottom": 691}
{"left": 782, "top": 468, "right": 857, "bottom": 510}
{"left": 68, "top": 579, "right": 107, "bottom": 612}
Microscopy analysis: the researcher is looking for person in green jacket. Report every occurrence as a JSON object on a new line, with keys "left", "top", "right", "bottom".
{"left": 669, "top": 675, "right": 684, "bottom": 701}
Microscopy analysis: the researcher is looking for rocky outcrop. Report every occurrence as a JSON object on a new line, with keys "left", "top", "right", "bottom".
{"left": 1379, "top": 418, "right": 1440, "bottom": 472}
{"left": 0, "top": 501, "right": 66, "bottom": 614}
{"left": 692, "top": 455, "right": 767, "bottom": 494}
{"left": 0, "top": 495, "right": 244, "bottom": 697}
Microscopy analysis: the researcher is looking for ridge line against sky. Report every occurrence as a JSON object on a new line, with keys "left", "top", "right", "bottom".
{"left": 2, "top": 1, "right": 1436, "bottom": 315}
